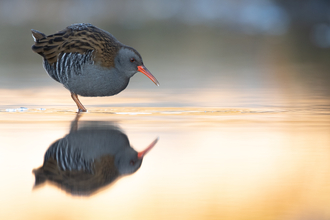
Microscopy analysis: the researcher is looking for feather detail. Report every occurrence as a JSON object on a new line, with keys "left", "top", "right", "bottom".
{"left": 33, "top": 138, "right": 119, "bottom": 195}
{"left": 31, "top": 29, "right": 46, "bottom": 42}
{"left": 33, "top": 155, "right": 119, "bottom": 195}
{"left": 31, "top": 23, "right": 121, "bottom": 68}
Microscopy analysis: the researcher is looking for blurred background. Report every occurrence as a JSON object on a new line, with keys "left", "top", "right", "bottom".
{"left": 1, "top": 1, "right": 330, "bottom": 220}
{"left": 0, "top": 0, "right": 330, "bottom": 109}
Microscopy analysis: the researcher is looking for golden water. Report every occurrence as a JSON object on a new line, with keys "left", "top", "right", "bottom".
{"left": 1, "top": 105, "right": 329, "bottom": 220}
{"left": 1, "top": 30, "right": 330, "bottom": 219}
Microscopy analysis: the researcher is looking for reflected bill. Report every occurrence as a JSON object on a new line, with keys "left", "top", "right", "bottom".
{"left": 33, "top": 114, "right": 158, "bottom": 196}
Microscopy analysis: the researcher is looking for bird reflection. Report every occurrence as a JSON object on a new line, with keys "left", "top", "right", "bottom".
{"left": 33, "top": 114, "right": 158, "bottom": 196}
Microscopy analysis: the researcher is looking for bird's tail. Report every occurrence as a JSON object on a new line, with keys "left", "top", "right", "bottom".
{"left": 31, "top": 29, "right": 47, "bottom": 55}
{"left": 31, "top": 29, "right": 46, "bottom": 42}
{"left": 32, "top": 167, "right": 47, "bottom": 189}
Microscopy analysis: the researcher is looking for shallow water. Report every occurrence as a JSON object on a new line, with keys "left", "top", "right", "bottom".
{"left": 1, "top": 30, "right": 330, "bottom": 219}
{"left": 1, "top": 105, "right": 330, "bottom": 220}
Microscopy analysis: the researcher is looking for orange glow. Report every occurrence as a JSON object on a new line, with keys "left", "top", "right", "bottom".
{"left": 0, "top": 110, "right": 330, "bottom": 220}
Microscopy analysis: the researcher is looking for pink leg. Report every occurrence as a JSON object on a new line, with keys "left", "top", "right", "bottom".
{"left": 71, "top": 93, "right": 87, "bottom": 112}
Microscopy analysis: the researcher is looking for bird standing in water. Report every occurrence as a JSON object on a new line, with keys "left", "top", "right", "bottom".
{"left": 31, "top": 23, "right": 159, "bottom": 112}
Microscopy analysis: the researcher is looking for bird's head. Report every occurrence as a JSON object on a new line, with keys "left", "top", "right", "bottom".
{"left": 115, "top": 47, "right": 159, "bottom": 86}
{"left": 115, "top": 138, "right": 158, "bottom": 175}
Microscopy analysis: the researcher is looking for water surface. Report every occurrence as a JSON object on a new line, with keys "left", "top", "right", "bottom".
{"left": 1, "top": 24, "right": 330, "bottom": 220}
{"left": 0, "top": 105, "right": 330, "bottom": 220}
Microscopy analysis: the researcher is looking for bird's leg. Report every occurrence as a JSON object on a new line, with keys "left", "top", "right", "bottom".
{"left": 71, "top": 93, "right": 87, "bottom": 112}
{"left": 70, "top": 112, "right": 83, "bottom": 132}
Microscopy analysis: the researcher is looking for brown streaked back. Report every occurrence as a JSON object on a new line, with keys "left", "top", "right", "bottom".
{"left": 33, "top": 154, "right": 120, "bottom": 196}
{"left": 31, "top": 23, "right": 122, "bottom": 68}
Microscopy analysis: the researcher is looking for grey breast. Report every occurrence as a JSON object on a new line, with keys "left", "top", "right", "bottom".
{"left": 43, "top": 52, "right": 129, "bottom": 97}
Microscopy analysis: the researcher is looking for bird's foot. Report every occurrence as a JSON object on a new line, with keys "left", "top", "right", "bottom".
{"left": 77, "top": 108, "right": 88, "bottom": 113}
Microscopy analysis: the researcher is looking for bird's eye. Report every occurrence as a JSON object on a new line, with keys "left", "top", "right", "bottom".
{"left": 130, "top": 160, "right": 135, "bottom": 166}
{"left": 130, "top": 58, "right": 135, "bottom": 63}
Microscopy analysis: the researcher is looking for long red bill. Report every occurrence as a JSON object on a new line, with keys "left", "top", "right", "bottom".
{"left": 137, "top": 65, "right": 160, "bottom": 86}
{"left": 137, "top": 137, "right": 159, "bottom": 159}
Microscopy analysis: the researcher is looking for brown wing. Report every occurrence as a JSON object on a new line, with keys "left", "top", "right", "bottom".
{"left": 31, "top": 23, "right": 121, "bottom": 68}
{"left": 33, "top": 155, "right": 119, "bottom": 196}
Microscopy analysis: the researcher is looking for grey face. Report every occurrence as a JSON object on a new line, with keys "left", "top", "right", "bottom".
{"left": 115, "top": 148, "right": 143, "bottom": 175}
{"left": 115, "top": 47, "right": 144, "bottom": 78}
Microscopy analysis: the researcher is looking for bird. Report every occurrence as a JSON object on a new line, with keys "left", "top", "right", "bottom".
{"left": 31, "top": 23, "right": 159, "bottom": 112}
{"left": 33, "top": 114, "right": 158, "bottom": 196}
